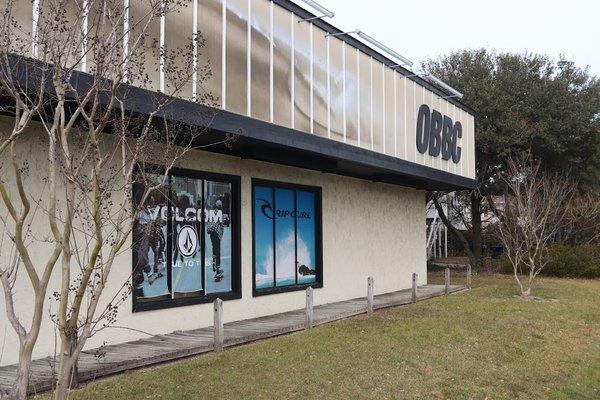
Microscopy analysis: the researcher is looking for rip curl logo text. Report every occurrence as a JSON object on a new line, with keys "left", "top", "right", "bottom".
{"left": 258, "top": 198, "right": 274, "bottom": 220}
{"left": 416, "top": 104, "right": 462, "bottom": 163}
{"left": 257, "top": 198, "right": 311, "bottom": 220}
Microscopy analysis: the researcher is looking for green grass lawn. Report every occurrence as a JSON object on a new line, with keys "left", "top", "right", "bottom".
{"left": 44, "top": 275, "right": 600, "bottom": 400}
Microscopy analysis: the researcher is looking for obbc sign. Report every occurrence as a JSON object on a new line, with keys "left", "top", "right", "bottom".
{"left": 415, "top": 104, "right": 462, "bottom": 163}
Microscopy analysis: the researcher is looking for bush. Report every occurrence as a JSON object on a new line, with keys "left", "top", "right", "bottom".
{"left": 494, "top": 255, "right": 514, "bottom": 275}
{"left": 542, "top": 244, "right": 600, "bottom": 278}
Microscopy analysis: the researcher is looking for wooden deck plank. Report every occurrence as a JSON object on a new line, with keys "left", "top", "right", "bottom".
{"left": 0, "top": 284, "right": 467, "bottom": 395}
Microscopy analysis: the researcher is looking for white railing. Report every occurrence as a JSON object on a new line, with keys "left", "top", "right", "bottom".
{"left": 426, "top": 199, "right": 448, "bottom": 260}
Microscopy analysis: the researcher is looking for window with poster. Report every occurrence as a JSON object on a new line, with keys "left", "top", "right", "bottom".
{"left": 252, "top": 179, "right": 323, "bottom": 296}
{"left": 132, "top": 168, "right": 241, "bottom": 312}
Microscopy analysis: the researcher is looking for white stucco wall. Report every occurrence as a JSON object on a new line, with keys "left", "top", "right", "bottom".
{"left": 0, "top": 120, "right": 426, "bottom": 367}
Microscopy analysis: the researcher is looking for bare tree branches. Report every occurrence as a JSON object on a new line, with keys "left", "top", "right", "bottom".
{"left": 494, "top": 156, "right": 575, "bottom": 298}
{"left": 0, "top": 1, "right": 222, "bottom": 398}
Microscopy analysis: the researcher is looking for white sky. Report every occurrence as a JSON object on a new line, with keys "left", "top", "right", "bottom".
{"left": 302, "top": 0, "right": 600, "bottom": 75}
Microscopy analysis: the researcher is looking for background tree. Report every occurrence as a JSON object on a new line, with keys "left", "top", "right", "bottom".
{"left": 0, "top": 1, "right": 220, "bottom": 398}
{"left": 495, "top": 156, "right": 574, "bottom": 298}
{"left": 423, "top": 49, "right": 600, "bottom": 266}
{"left": 561, "top": 192, "right": 600, "bottom": 246}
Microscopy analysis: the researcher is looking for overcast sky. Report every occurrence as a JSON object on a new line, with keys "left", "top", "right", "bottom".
{"left": 308, "top": 0, "right": 600, "bottom": 76}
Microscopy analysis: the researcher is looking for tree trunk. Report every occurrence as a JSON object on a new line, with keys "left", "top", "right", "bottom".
{"left": 432, "top": 196, "right": 475, "bottom": 261}
{"left": 53, "top": 362, "right": 72, "bottom": 400}
{"left": 8, "top": 341, "right": 34, "bottom": 400}
{"left": 520, "top": 286, "right": 532, "bottom": 299}
{"left": 470, "top": 192, "right": 483, "bottom": 267}
{"left": 53, "top": 336, "right": 78, "bottom": 400}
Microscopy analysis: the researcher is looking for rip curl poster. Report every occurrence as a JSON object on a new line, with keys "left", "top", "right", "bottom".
{"left": 254, "top": 184, "right": 318, "bottom": 290}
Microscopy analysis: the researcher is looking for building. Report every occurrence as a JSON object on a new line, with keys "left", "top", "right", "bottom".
{"left": 426, "top": 194, "right": 506, "bottom": 259}
{"left": 0, "top": 0, "right": 475, "bottom": 367}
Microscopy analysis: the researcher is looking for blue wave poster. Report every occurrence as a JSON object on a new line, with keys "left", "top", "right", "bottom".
{"left": 254, "top": 184, "right": 317, "bottom": 290}
{"left": 254, "top": 186, "right": 275, "bottom": 289}
{"left": 275, "top": 188, "right": 296, "bottom": 286}
{"left": 296, "top": 190, "right": 317, "bottom": 284}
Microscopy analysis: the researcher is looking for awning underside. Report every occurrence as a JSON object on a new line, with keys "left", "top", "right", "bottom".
{"left": 3, "top": 54, "right": 475, "bottom": 191}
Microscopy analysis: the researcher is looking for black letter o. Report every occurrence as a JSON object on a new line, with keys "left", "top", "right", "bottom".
{"left": 416, "top": 104, "right": 431, "bottom": 154}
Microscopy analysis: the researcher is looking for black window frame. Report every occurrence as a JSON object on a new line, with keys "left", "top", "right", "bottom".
{"left": 132, "top": 166, "right": 242, "bottom": 313}
{"left": 251, "top": 178, "right": 323, "bottom": 297}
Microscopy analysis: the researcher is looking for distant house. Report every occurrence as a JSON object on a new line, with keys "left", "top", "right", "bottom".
{"left": 426, "top": 193, "right": 504, "bottom": 259}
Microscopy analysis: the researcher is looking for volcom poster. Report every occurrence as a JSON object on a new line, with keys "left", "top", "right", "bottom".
{"left": 132, "top": 174, "right": 170, "bottom": 301}
{"left": 171, "top": 176, "right": 203, "bottom": 295}
{"left": 254, "top": 184, "right": 318, "bottom": 290}
{"left": 133, "top": 173, "right": 237, "bottom": 305}
{"left": 204, "top": 180, "right": 233, "bottom": 294}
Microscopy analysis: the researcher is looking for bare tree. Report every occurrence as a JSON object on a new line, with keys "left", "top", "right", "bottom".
{"left": 0, "top": 1, "right": 221, "bottom": 398}
{"left": 494, "top": 156, "right": 574, "bottom": 299}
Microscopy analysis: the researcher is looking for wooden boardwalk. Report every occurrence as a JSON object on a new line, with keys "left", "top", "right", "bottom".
{"left": 0, "top": 284, "right": 466, "bottom": 395}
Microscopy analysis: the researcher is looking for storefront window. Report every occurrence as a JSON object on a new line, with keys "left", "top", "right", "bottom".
{"left": 132, "top": 169, "right": 240, "bottom": 311}
{"left": 252, "top": 180, "right": 322, "bottom": 295}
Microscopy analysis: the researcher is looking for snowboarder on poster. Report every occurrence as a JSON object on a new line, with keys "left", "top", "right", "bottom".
{"left": 133, "top": 195, "right": 166, "bottom": 295}
{"left": 207, "top": 199, "right": 228, "bottom": 282}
